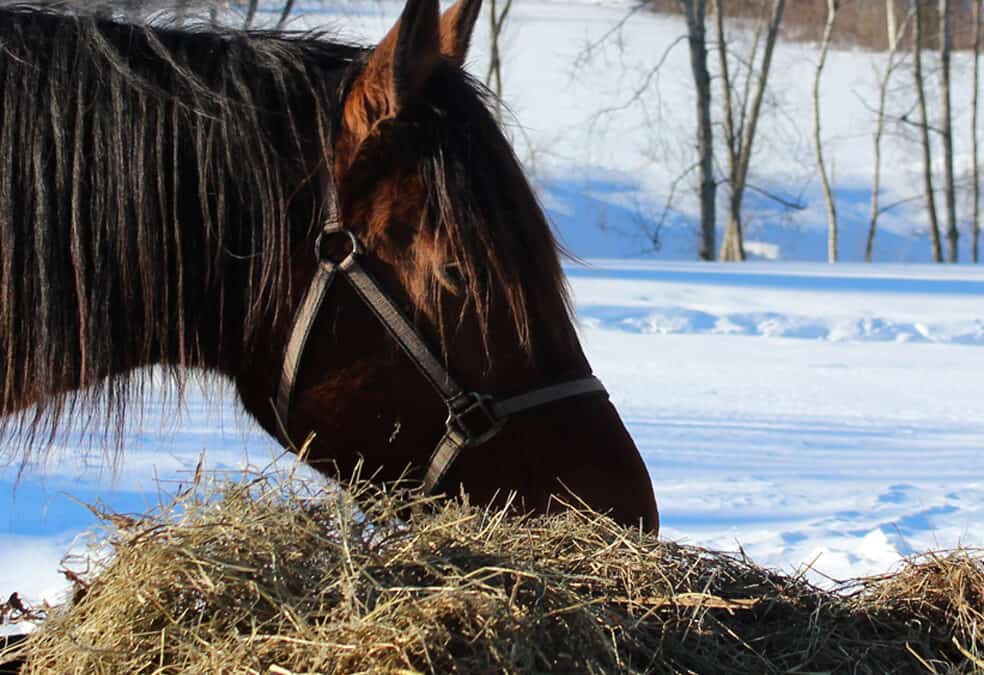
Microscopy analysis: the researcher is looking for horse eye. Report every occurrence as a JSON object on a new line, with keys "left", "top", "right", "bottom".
{"left": 437, "top": 263, "right": 464, "bottom": 295}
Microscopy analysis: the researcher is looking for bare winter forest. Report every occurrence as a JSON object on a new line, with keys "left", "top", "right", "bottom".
{"left": 635, "top": 0, "right": 984, "bottom": 262}
{"left": 13, "top": 0, "right": 984, "bottom": 264}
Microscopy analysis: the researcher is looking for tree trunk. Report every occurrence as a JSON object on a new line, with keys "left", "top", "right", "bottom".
{"left": 717, "top": 0, "right": 786, "bottom": 262}
{"left": 276, "top": 0, "right": 297, "bottom": 29}
{"left": 715, "top": 0, "right": 743, "bottom": 261}
{"left": 939, "top": 0, "right": 958, "bottom": 261}
{"left": 914, "top": 0, "right": 943, "bottom": 263}
{"left": 243, "top": 0, "right": 258, "bottom": 29}
{"left": 486, "top": 0, "right": 514, "bottom": 122}
{"left": 735, "top": 0, "right": 785, "bottom": 199}
{"left": 681, "top": 0, "right": 716, "bottom": 261}
{"left": 973, "top": 0, "right": 982, "bottom": 262}
{"left": 867, "top": 3, "right": 911, "bottom": 262}
{"left": 888, "top": 0, "right": 902, "bottom": 49}
{"left": 814, "top": 0, "right": 839, "bottom": 263}
{"left": 722, "top": 194, "right": 745, "bottom": 262}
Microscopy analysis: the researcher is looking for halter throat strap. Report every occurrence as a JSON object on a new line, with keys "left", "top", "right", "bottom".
{"left": 275, "top": 227, "right": 608, "bottom": 494}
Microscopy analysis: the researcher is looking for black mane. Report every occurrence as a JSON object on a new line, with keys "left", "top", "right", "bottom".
{"left": 0, "top": 4, "right": 359, "bottom": 448}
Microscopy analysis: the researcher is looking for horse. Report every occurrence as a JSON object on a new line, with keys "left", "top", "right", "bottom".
{"left": 0, "top": 0, "right": 659, "bottom": 531}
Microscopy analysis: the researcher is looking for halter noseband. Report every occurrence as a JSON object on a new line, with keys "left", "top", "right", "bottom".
{"left": 274, "top": 222, "right": 608, "bottom": 493}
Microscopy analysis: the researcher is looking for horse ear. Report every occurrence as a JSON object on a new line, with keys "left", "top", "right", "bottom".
{"left": 348, "top": 0, "right": 441, "bottom": 127}
{"left": 440, "top": 0, "right": 483, "bottom": 68}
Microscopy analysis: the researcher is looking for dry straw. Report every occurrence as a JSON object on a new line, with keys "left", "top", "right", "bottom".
{"left": 1, "top": 464, "right": 981, "bottom": 674}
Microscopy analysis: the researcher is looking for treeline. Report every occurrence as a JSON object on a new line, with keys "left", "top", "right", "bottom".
{"left": 653, "top": 0, "right": 979, "bottom": 51}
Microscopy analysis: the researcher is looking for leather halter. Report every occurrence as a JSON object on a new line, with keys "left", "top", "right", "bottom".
{"left": 274, "top": 223, "right": 608, "bottom": 494}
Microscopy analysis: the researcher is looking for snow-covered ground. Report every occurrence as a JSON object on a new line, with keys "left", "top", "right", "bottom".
{"left": 4, "top": 0, "right": 984, "bottom": 623}
{"left": 573, "top": 261, "right": 984, "bottom": 581}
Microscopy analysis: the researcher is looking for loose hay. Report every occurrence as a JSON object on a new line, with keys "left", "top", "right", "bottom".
{"left": 1, "top": 470, "right": 982, "bottom": 674}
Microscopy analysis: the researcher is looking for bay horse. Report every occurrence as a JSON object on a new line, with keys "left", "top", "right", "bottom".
{"left": 0, "top": 0, "right": 659, "bottom": 531}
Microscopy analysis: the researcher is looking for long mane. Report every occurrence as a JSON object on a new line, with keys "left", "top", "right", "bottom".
{"left": 0, "top": 5, "right": 358, "bottom": 451}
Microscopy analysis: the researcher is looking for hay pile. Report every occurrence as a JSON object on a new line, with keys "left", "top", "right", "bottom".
{"left": 1, "top": 470, "right": 982, "bottom": 674}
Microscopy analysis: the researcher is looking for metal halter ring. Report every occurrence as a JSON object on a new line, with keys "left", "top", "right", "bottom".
{"left": 446, "top": 392, "right": 506, "bottom": 447}
{"left": 315, "top": 227, "right": 361, "bottom": 269}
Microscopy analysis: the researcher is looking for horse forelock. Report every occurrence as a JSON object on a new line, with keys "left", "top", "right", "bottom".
{"left": 0, "top": 4, "right": 359, "bottom": 458}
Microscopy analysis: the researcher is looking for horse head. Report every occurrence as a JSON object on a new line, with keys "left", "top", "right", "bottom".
{"left": 237, "top": 0, "right": 659, "bottom": 531}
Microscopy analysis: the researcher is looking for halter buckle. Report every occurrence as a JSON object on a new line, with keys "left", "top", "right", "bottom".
{"left": 446, "top": 392, "right": 505, "bottom": 447}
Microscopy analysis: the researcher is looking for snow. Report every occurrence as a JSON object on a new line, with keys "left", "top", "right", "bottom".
{"left": 571, "top": 261, "right": 984, "bottom": 582}
{"left": 4, "top": 0, "right": 984, "bottom": 627}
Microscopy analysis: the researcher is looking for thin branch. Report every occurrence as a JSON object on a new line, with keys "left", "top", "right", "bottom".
{"left": 587, "top": 35, "right": 688, "bottom": 122}
{"left": 744, "top": 182, "right": 806, "bottom": 211}
{"left": 573, "top": 2, "right": 650, "bottom": 70}
{"left": 879, "top": 192, "right": 928, "bottom": 216}
{"left": 654, "top": 160, "right": 702, "bottom": 233}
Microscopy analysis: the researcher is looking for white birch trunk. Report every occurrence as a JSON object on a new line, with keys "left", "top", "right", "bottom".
{"left": 814, "top": 0, "right": 839, "bottom": 263}
{"left": 939, "top": 0, "right": 958, "bottom": 262}
{"left": 914, "top": 0, "right": 943, "bottom": 263}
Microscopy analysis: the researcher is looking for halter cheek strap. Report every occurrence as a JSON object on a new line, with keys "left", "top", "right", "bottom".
{"left": 275, "top": 226, "right": 608, "bottom": 494}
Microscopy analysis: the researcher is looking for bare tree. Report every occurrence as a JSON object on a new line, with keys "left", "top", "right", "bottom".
{"left": 973, "top": 0, "right": 982, "bottom": 262}
{"left": 679, "top": 0, "right": 716, "bottom": 261}
{"left": 887, "top": 0, "right": 900, "bottom": 48}
{"left": 716, "top": 0, "right": 787, "bottom": 262}
{"left": 866, "top": 1, "right": 913, "bottom": 262}
{"left": 813, "top": 0, "right": 839, "bottom": 263}
{"left": 573, "top": 4, "right": 702, "bottom": 258}
{"left": 913, "top": 0, "right": 943, "bottom": 263}
{"left": 486, "top": 0, "right": 514, "bottom": 121}
{"left": 938, "top": 0, "right": 958, "bottom": 261}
